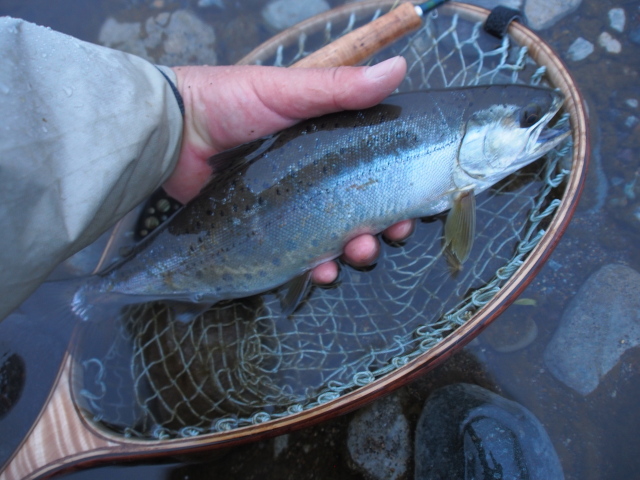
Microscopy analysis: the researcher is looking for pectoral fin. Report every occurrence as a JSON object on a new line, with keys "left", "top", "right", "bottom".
{"left": 443, "top": 189, "right": 476, "bottom": 267}
{"left": 279, "top": 271, "right": 312, "bottom": 317}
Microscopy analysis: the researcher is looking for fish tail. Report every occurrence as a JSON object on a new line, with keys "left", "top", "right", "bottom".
{"left": 71, "top": 283, "right": 105, "bottom": 321}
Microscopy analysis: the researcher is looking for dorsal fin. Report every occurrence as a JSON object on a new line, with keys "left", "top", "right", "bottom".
{"left": 207, "top": 134, "right": 278, "bottom": 176}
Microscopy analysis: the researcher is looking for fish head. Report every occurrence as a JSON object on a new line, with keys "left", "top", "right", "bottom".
{"left": 457, "top": 85, "right": 569, "bottom": 184}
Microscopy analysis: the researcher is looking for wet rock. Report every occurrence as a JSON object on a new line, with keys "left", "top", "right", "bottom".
{"left": 415, "top": 383, "right": 564, "bottom": 480}
{"left": 598, "top": 32, "right": 622, "bottom": 54}
{"left": 626, "top": 98, "right": 639, "bottom": 109}
{"left": 98, "top": 18, "right": 146, "bottom": 58}
{"left": 524, "top": 0, "right": 581, "bottom": 30}
{"left": 99, "top": 10, "right": 217, "bottom": 66}
{"left": 198, "top": 0, "right": 225, "bottom": 7}
{"left": 463, "top": 0, "right": 523, "bottom": 10}
{"left": 608, "top": 8, "right": 626, "bottom": 33}
{"left": 631, "top": 26, "right": 640, "bottom": 46}
{"left": 544, "top": 264, "right": 640, "bottom": 395}
{"left": 273, "top": 433, "right": 289, "bottom": 459}
{"left": 566, "top": 37, "right": 594, "bottom": 62}
{"left": 0, "top": 352, "right": 25, "bottom": 420}
{"left": 347, "top": 393, "right": 410, "bottom": 480}
{"left": 261, "top": 0, "right": 330, "bottom": 31}
{"left": 146, "top": 10, "right": 217, "bottom": 65}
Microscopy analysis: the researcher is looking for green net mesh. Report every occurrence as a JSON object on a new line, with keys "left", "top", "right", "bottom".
{"left": 75, "top": 5, "right": 572, "bottom": 440}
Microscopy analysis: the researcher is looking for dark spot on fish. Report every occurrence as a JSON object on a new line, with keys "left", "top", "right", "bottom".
{"left": 245, "top": 205, "right": 251, "bottom": 212}
{"left": 259, "top": 270, "right": 267, "bottom": 278}
{"left": 244, "top": 273, "right": 253, "bottom": 280}
{"left": 195, "top": 271, "right": 204, "bottom": 279}
{"left": 272, "top": 258, "right": 281, "bottom": 266}
{"left": 232, "top": 204, "right": 238, "bottom": 213}
{"left": 222, "top": 274, "right": 232, "bottom": 282}
{"left": 286, "top": 240, "right": 297, "bottom": 250}
{"left": 206, "top": 209, "right": 213, "bottom": 216}
{"left": 276, "top": 188, "right": 281, "bottom": 196}
{"left": 220, "top": 210, "right": 225, "bottom": 217}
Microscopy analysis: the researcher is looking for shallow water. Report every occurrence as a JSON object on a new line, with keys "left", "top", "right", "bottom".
{"left": 1, "top": 0, "right": 639, "bottom": 479}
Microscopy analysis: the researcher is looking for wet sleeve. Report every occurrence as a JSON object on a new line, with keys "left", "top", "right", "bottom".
{"left": 0, "top": 17, "right": 183, "bottom": 320}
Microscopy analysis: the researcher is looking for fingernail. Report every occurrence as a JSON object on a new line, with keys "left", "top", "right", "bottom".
{"left": 365, "top": 56, "right": 399, "bottom": 79}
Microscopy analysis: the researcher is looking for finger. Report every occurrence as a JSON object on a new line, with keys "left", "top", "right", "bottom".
{"left": 311, "top": 261, "right": 340, "bottom": 285}
{"left": 342, "top": 234, "right": 380, "bottom": 268}
{"left": 383, "top": 219, "right": 415, "bottom": 242}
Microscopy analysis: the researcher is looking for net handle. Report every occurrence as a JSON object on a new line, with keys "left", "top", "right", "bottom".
{"left": 291, "top": 2, "right": 422, "bottom": 68}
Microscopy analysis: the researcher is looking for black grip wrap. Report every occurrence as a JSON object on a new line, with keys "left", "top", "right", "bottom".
{"left": 483, "top": 6, "right": 524, "bottom": 39}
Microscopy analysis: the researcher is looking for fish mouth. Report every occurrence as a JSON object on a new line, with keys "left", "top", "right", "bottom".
{"left": 527, "top": 92, "right": 571, "bottom": 157}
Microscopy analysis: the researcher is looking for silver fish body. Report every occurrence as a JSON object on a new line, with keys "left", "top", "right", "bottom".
{"left": 74, "top": 85, "right": 568, "bottom": 316}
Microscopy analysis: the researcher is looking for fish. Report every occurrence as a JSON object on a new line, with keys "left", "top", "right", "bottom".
{"left": 72, "top": 84, "right": 569, "bottom": 320}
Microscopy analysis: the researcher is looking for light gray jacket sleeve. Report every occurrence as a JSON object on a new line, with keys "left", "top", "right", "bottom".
{"left": 0, "top": 17, "right": 183, "bottom": 320}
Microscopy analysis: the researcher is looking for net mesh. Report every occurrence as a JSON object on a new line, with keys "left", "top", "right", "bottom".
{"left": 75, "top": 6, "right": 572, "bottom": 439}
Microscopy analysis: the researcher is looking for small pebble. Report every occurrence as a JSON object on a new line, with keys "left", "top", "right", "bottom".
{"left": 608, "top": 8, "right": 625, "bottom": 32}
{"left": 156, "top": 198, "right": 171, "bottom": 213}
{"left": 566, "top": 37, "right": 594, "bottom": 61}
{"left": 144, "top": 216, "right": 160, "bottom": 229}
{"left": 598, "top": 32, "right": 622, "bottom": 54}
{"left": 625, "top": 99, "right": 639, "bottom": 109}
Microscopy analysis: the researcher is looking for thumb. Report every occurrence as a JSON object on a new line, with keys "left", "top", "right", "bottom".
{"left": 180, "top": 56, "right": 407, "bottom": 153}
{"left": 263, "top": 55, "right": 408, "bottom": 123}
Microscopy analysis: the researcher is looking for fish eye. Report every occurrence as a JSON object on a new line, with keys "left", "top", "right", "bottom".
{"left": 519, "top": 103, "right": 543, "bottom": 128}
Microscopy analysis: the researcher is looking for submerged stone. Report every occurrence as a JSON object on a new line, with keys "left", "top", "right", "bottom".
{"left": 463, "top": 0, "right": 523, "bottom": 10}
{"left": 544, "top": 264, "right": 640, "bottom": 395}
{"left": 415, "top": 383, "right": 564, "bottom": 480}
{"left": 566, "top": 37, "right": 594, "bottom": 62}
{"left": 608, "top": 8, "right": 626, "bottom": 33}
{"left": 347, "top": 393, "right": 410, "bottom": 480}
{"left": 99, "top": 10, "right": 217, "bottom": 66}
{"left": 524, "top": 0, "right": 582, "bottom": 30}
{"left": 598, "top": 32, "right": 622, "bottom": 54}
{"left": 261, "top": 0, "right": 330, "bottom": 31}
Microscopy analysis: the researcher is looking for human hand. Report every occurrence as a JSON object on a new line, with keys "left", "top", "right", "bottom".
{"left": 167, "top": 58, "right": 414, "bottom": 284}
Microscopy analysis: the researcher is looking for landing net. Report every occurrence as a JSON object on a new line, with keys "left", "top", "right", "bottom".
{"left": 76, "top": 3, "right": 573, "bottom": 439}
